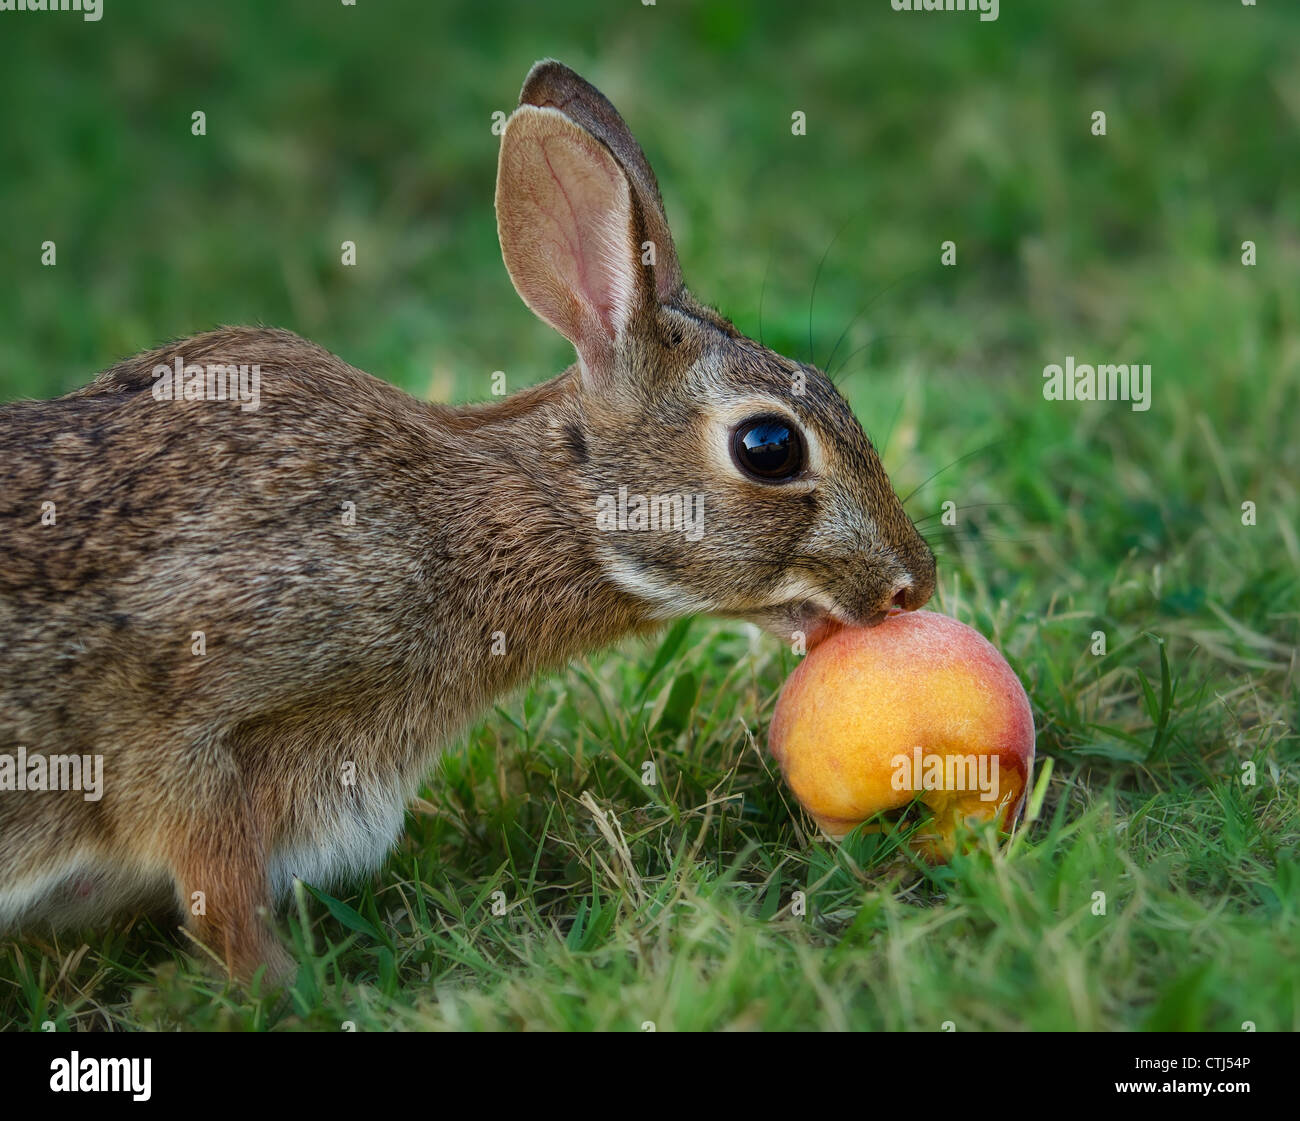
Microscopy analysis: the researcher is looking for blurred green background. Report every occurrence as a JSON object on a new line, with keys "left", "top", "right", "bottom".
{"left": 1, "top": 0, "right": 1298, "bottom": 1031}
{"left": 3, "top": 0, "right": 1295, "bottom": 411}
{"left": 2, "top": 0, "right": 1295, "bottom": 653}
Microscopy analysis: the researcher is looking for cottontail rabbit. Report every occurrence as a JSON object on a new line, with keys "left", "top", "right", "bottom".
{"left": 0, "top": 60, "right": 935, "bottom": 980}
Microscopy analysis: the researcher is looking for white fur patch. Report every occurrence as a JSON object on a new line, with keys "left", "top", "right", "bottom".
{"left": 598, "top": 552, "right": 716, "bottom": 619}
{"left": 0, "top": 852, "right": 170, "bottom": 929}
{"left": 268, "top": 775, "right": 409, "bottom": 900}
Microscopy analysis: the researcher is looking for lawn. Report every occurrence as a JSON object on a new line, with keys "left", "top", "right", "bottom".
{"left": 0, "top": 0, "right": 1297, "bottom": 1031}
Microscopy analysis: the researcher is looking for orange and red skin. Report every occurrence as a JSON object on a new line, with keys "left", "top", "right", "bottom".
{"left": 769, "top": 611, "right": 1035, "bottom": 851}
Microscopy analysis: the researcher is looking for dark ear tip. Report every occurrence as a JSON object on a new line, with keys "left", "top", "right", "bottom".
{"left": 519, "top": 58, "right": 597, "bottom": 109}
{"left": 524, "top": 57, "right": 569, "bottom": 80}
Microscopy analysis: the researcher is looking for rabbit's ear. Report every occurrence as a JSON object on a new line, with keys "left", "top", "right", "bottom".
{"left": 496, "top": 104, "right": 647, "bottom": 384}
{"left": 518, "top": 60, "right": 683, "bottom": 303}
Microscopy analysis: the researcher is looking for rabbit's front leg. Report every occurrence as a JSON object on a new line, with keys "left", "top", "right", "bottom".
{"left": 165, "top": 765, "right": 289, "bottom": 983}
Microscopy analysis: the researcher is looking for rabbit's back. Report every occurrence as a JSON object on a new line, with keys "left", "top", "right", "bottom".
{"left": 0, "top": 329, "right": 464, "bottom": 924}
{"left": 1, "top": 329, "right": 448, "bottom": 740}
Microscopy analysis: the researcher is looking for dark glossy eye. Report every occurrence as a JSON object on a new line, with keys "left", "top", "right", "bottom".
{"left": 730, "top": 415, "right": 805, "bottom": 481}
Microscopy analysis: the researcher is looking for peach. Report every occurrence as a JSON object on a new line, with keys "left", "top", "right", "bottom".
{"left": 768, "top": 610, "right": 1034, "bottom": 856}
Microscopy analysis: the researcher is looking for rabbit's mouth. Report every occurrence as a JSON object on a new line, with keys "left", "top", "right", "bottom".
{"left": 744, "top": 598, "right": 877, "bottom": 650}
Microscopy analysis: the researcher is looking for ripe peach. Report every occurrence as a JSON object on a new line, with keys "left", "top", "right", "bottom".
{"left": 768, "top": 610, "right": 1035, "bottom": 856}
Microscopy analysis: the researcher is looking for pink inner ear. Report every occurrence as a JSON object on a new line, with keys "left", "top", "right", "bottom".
{"left": 512, "top": 128, "right": 637, "bottom": 348}
{"left": 544, "top": 136, "right": 625, "bottom": 332}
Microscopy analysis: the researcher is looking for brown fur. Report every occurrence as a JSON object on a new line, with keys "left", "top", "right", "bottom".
{"left": 0, "top": 61, "right": 933, "bottom": 981}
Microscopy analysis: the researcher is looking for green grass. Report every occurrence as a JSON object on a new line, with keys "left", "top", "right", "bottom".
{"left": 1, "top": 0, "right": 1298, "bottom": 1031}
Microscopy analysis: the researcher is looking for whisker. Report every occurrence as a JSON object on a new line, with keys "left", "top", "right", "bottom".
{"left": 824, "top": 269, "right": 925, "bottom": 377}
{"left": 898, "top": 441, "right": 1007, "bottom": 508}
{"left": 758, "top": 246, "right": 774, "bottom": 349}
{"left": 827, "top": 332, "right": 924, "bottom": 386}
{"left": 808, "top": 214, "right": 857, "bottom": 367}
{"left": 875, "top": 395, "right": 906, "bottom": 458}
{"left": 912, "top": 501, "right": 1020, "bottom": 525}
{"left": 923, "top": 534, "right": 1041, "bottom": 548}
{"left": 919, "top": 523, "right": 1041, "bottom": 544}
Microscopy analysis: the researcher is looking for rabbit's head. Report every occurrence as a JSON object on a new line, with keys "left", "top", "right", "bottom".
{"left": 496, "top": 61, "right": 935, "bottom": 645}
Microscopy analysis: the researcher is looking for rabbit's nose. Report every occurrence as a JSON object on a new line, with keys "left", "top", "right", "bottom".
{"left": 885, "top": 576, "right": 932, "bottom": 615}
{"left": 892, "top": 548, "right": 937, "bottom": 615}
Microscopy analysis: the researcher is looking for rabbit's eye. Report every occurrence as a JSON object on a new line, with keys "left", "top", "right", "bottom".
{"left": 731, "top": 415, "right": 805, "bottom": 481}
